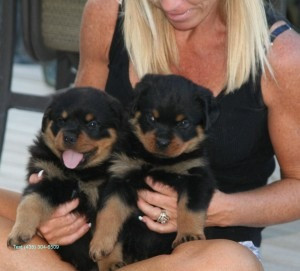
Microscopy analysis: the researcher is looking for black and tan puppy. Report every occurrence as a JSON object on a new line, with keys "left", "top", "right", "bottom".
{"left": 90, "top": 74, "right": 218, "bottom": 270}
{"left": 7, "top": 87, "right": 124, "bottom": 271}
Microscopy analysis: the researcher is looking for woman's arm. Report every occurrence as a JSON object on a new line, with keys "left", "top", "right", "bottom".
{"left": 213, "top": 24, "right": 300, "bottom": 228}
{"left": 75, "top": 0, "right": 119, "bottom": 89}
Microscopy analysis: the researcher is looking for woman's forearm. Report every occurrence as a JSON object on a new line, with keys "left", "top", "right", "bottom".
{"left": 208, "top": 178, "right": 300, "bottom": 228}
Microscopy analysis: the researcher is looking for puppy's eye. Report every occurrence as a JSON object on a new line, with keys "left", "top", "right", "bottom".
{"left": 177, "top": 119, "right": 190, "bottom": 129}
{"left": 57, "top": 117, "right": 66, "bottom": 127}
{"left": 87, "top": 120, "right": 100, "bottom": 129}
{"left": 146, "top": 113, "right": 156, "bottom": 124}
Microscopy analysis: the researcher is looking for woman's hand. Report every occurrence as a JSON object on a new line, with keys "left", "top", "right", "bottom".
{"left": 137, "top": 177, "right": 178, "bottom": 233}
{"left": 28, "top": 171, "right": 90, "bottom": 245}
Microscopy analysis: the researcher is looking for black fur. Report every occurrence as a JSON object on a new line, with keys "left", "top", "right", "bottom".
{"left": 93, "top": 74, "right": 218, "bottom": 270}
{"left": 7, "top": 87, "right": 124, "bottom": 271}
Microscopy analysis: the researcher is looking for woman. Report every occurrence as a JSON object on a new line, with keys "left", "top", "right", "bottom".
{"left": 1, "top": 0, "right": 299, "bottom": 270}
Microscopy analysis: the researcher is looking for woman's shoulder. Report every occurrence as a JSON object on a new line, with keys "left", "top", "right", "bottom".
{"left": 262, "top": 21, "right": 300, "bottom": 104}
{"left": 80, "top": 0, "right": 119, "bottom": 59}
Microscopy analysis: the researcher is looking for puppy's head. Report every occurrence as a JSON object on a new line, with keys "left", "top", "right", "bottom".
{"left": 130, "top": 74, "right": 218, "bottom": 158}
{"left": 42, "top": 87, "right": 123, "bottom": 169}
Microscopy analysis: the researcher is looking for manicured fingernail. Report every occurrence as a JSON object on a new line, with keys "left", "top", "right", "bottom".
{"left": 88, "top": 223, "right": 92, "bottom": 228}
{"left": 38, "top": 170, "right": 44, "bottom": 178}
{"left": 138, "top": 216, "right": 143, "bottom": 221}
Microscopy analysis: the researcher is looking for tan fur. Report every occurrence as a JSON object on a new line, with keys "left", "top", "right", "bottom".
{"left": 152, "top": 109, "right": 159, "bottom": 119}
{"left": 42, "top": 121, "right": 61, "bottom": 158}
{"left": 85, "top": 113, "right": 94, "bottom": 122}
{"left": 62, "top": 111, "right": 68, "bottom": 119}
{"left": 173, "top": 193, "right": 206, "bottom": 248}
{"left": 97, "top": 242, "right": 125, "bottom": 271}
{"left": 31, "top": 159, "right": 67, "bottom": 180}
{"left": 109, "top": 153, "right": 147, "bottom": 178}
{"left": 154, "top": 158, "right": 206, "bottom": 175}
{"left": 89, "top": 128, "right": 118, "bottom": 167}
{"left": 8, "top": 193, "right": 54, "bottom": 247}
{"left": 90, "top": 195, "right": 133, "bottom": 262}
{"left": 78, "top": 179, "right": 105, "bottom": 209}
{"left": 184, "top": 126, "right": 206, "bottom": 153}
{"left": 176, "top": 114, "right": 185, "bottom": 122}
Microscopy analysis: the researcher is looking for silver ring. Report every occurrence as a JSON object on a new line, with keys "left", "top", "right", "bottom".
{"left": 156, "top": 209, "right": 170, "bottom": 224}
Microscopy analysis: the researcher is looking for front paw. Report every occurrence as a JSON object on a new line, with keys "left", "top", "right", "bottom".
{"left": 7, "top": 226, "right": 36, "bottom": 248}
{"left": 89, "top": 236, "right": 115, "bottom": 262}
{"left": 172, "top": 233, "right": 206, "bottom": 249}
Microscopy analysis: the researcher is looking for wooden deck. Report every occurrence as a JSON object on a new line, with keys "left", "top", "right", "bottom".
{"left": 0, "top": 63, "right": 299, "bottom": 270}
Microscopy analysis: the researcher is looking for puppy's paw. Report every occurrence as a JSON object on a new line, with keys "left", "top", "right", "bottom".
{"left": 172, "top": 233, "right": 205, "bottom": 249}
{"left": 89, "top": 236, "right": 115, "bottom": 262}
{"left": 7, "top": 227, "right": 36, "bottom": 248}
{"left": 109, "top": 261, "right": 126, "bottom": 271}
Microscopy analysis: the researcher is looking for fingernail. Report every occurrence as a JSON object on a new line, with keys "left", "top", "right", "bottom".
{"left": 138, "top": 216, "right": 144, "bottom": 222}
{"left": 38, "top": 170, "right": 44, "bottom": 178}
{"left": 88, "top": 223, "right": 92, "bottom": 228}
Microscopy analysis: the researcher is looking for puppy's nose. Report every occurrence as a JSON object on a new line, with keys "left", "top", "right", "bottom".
{"left": 156, "top": 137, "right": 170, "bottom": 149}
{"left": 64, "top": 134, "right": 77, "bottom": 145}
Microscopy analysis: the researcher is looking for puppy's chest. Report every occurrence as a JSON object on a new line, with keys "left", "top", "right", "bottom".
{"left": 109, "top": 153, "right": 206, "bottom": 180}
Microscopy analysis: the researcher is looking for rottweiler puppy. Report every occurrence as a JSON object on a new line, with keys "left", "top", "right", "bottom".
{"left": 7, "top": 87, "right": 124, "bottom": 271}
{"left": 90, "top": 74, "right": 218, "bottom": 271}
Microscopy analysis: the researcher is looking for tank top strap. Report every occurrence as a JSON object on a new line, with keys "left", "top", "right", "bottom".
{"left": 270, "top": 23, "right": 292, "bottom": 43}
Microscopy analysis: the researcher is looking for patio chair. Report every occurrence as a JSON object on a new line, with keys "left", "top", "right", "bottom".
{"left": 0, "top": 0, "right": 87, "bottom": 162}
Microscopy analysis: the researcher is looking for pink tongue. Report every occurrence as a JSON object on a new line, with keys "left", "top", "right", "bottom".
{"left": 62, "top": 150, "right": 84, "bottom": 169}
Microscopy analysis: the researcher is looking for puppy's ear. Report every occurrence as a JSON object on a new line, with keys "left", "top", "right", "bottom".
{"left": 41, "top": 106, "right": 52, "bottom": 133}
{"left": 130, "top": 75, "right": 153, "bottom": 116}
{"left": 108, "top": 97, "right": 124, "bottom": 126}
{"left": 194, "top": 86, "right": 219, "bottom": 131}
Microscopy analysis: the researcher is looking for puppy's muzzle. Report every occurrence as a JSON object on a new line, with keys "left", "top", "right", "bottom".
{"left": 156, "top": 137, "right": 170, "bottom": 150}
{"left": 63, "top": 132, "right": 77, "bottom": 146}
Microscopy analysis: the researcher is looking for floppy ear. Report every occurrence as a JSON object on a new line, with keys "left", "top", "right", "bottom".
{"left": 108, "top": 96, "right": 125, "bottom": 127}
{"left": 129, "top": 75, "right": 154, "bottom": 116}
{"left": 194, "top": 86, "right": 219, "bottom": 131}
{"left": 41, "top": 106, "right": 52, "bottom": 133}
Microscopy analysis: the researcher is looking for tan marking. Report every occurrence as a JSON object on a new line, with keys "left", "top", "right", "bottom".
{"left": 8, "top": 193, "right": 54, "bottom": 246}
{"left": 42, "top": 121, "right": 61, "bottom": 158}
{"left": 152, "top": 109, "right": 159, "bottom": 119}
{"left": 90, "top": 195, "right": 133, "bottom": 262}
{"left": 173, "top": 193, "right": 206, "bottom": 248}
{"left": 78, "top": 179, "right": 105, "bottom": 208}
{"left": 184, "top": 126, "right": 206, "bottom": 153}
{"left": 153, "top": 158, "right": 206, "bottom": 175}
{"left": 31, "top": 159, "right": 66, "bottom": 180}
{"left": 62, "top": 111, "right": 68, "bottom": 119}
{"left": 129, "top": 112, "right": 141, "bottom": 127}
{"left": 98, "top": 242, "right": 124, "bottom": 271}
{"left": 85, "top": 113, "right": 94, "bottom": 122}
{"left": 109, "top": 153, "right": 147, "bottom": 178}
{"left": 176, "top": 114, "right": 185, "bottom": 122}
{"left": 88, "top": 128, "right": 117, "bottom": 167}
{"left": 47, "top": 127, "right": 117, "bottom": 168}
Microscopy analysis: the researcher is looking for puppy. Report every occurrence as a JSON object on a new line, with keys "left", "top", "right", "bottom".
{"left": 89, "top": 74, "right": 218, "bottom": 270}
{"left": 7, "top": 87, "right": 124, "bottom": 271}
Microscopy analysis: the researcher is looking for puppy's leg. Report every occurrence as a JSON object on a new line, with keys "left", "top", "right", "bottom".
{"left": 89, "top": 195, "right": 133, "bottom": 262}
{"left": 172, "top": 191, "right": 207, "bottom": 248}
{"left": 97, "top": 242, "right": 126, "bottom": 271}
{"left": 7, "top": 193, "right": 53, "bottom": 247}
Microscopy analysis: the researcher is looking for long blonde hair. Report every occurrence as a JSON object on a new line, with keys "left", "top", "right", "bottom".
{"left": 123, "top": 0, "right": 272, "bottom": 93}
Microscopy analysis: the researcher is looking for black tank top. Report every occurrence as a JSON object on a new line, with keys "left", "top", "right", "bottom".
{"left": 105, "top": 8, "right": 290, "bottom": 247}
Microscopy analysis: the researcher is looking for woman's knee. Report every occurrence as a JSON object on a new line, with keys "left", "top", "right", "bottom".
{"left": 171, "top": 239, "right": 263, "bottom": 271}
{"left": 0, "top": 216, "right": 75, "bottom": 271}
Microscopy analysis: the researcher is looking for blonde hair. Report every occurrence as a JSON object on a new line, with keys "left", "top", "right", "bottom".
{"left": 123, "top": 0, "right": 272, "bottom": 93}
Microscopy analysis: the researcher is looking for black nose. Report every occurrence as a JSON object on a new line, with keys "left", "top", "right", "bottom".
{"left": 64, "top": 133, "right": 77, "bottom": 145}
{"left": 156, "top": 137, "right": 170, "bottom": 149}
